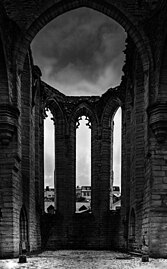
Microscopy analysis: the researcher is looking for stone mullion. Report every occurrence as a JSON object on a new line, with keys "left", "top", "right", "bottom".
{"left": 54, "top": 122, "right": 67, "bottom": 216}
{"left": 95, "top": 125, "right": 111, "bottom": 248}
{"left": 100, "top": 126, "right": 111, "bottom": 214}
{"left": 62, "top": 127, "right": 75, "bottom": 217}
{"left": 91, "top": 125, "right": 101, "bottom": 214}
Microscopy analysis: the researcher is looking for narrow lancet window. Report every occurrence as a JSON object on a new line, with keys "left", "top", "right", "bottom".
{"left": 76, "top": 116, "right": 91, "bottom": 213}
{"left": 44, "top": 109, "right": 55, "bottom": 214}
{"left": 110, "top": 108, "right": 122, "bottom": 210}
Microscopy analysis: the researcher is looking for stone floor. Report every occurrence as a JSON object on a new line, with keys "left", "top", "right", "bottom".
{"left": 0, "top": 250, "right": 167, "bottom": 269}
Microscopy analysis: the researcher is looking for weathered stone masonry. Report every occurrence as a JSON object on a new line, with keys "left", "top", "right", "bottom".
{"left": 0, "top": 0, "right": 167, "bottom": 258}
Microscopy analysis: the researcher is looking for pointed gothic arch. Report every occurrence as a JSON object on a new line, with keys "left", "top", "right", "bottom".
{"left": 70, "top": 102, "right": 99, "bottom": 130}
{"left": 101, "top": 90, "right": 121, "bottom": 129}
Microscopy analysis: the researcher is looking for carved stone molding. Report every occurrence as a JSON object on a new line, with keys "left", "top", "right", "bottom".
{"left": 148, "top": 103, "right": 167, "bottom": 143}
{"left": 0, "top": 104, "right": 20, "bottom": 145}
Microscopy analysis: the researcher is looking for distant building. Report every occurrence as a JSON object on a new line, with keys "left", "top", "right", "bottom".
{"left": 81, "top": 186, "right": 91, "bottom": 201}
{"left": 111, "top": 186, "right": 121, "bottom": 210}
{"left": 44, "top": 186, "right": 54, "bottom": 199}
{"left": 113, "top": 186, "right": 120, "bottom": 196}
{"left": 44, "top": 186, "right": 55, "bottom": 213}
{"left": 44, "top": 185, "right": 120, "bottom": 213}
{"left": 76, "top": 186, "right": 91, "bottom": 212}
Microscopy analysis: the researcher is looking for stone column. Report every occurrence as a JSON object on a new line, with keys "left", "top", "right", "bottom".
{"left": 54, "top": 118, "right": 71, "bottom": 216}
{"left": 0, "top": 104, "right": 21, "bottom": 258}
{"left": 92, "top": 123, "right": 111, "bottom": 248}
{"left": 147, "top": 103, "right": 167, "bottom": 257}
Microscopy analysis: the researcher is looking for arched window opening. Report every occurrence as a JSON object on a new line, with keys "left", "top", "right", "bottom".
{"left": 76, "top": 116, "right": 91, "bottom": 213}
{"left": 110, "top": 107, "right": 122, "bottom": 210}
{"left": 19, "top": 207, "right": 28, "bottom": 254}
{"left": 44, "top": 109, "right": 55, "bottom": 214}
{"left": 130, "top": 209, "right": 136, "bottom": 241}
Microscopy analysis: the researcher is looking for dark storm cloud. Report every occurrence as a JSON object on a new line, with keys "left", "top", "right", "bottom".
{"left": 31, "top": 7, "right": 126, "bottom": 95}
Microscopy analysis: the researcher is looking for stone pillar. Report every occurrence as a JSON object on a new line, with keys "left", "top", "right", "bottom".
{"left": 91, "top": 125, "right": 101, "bottom": 213}
{"left": 147, "top": 103, "right": 167, "bottom": 257}
{"left": 0, "top": 104, "right": 21, "bottom": 258}
{"left": 100, "top": 126, "right": 111, "bottom": 214}
{"left": 54, "top": 120, "right": 70, "bottom": 216}
{"left": 92, "top": 123, "right": 111, "bottom": 248}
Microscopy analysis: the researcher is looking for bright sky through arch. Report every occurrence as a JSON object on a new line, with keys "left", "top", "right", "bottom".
{"left": 76, "top": 116, "right": 91, "bottom": 187}
{"left": 44, "top": 111, "right": 55, "bottom": 188}
{"left": 113, "top": 108, "right": 122, "bottom": 187}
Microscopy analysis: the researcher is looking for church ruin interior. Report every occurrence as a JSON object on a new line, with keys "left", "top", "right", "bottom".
{"left": 0, "top": 0, "right": 167, "bottom": 259}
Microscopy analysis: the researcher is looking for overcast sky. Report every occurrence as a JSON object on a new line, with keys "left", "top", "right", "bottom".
{"left": 31, "top": 7, "right": 126, "bottom": 188}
